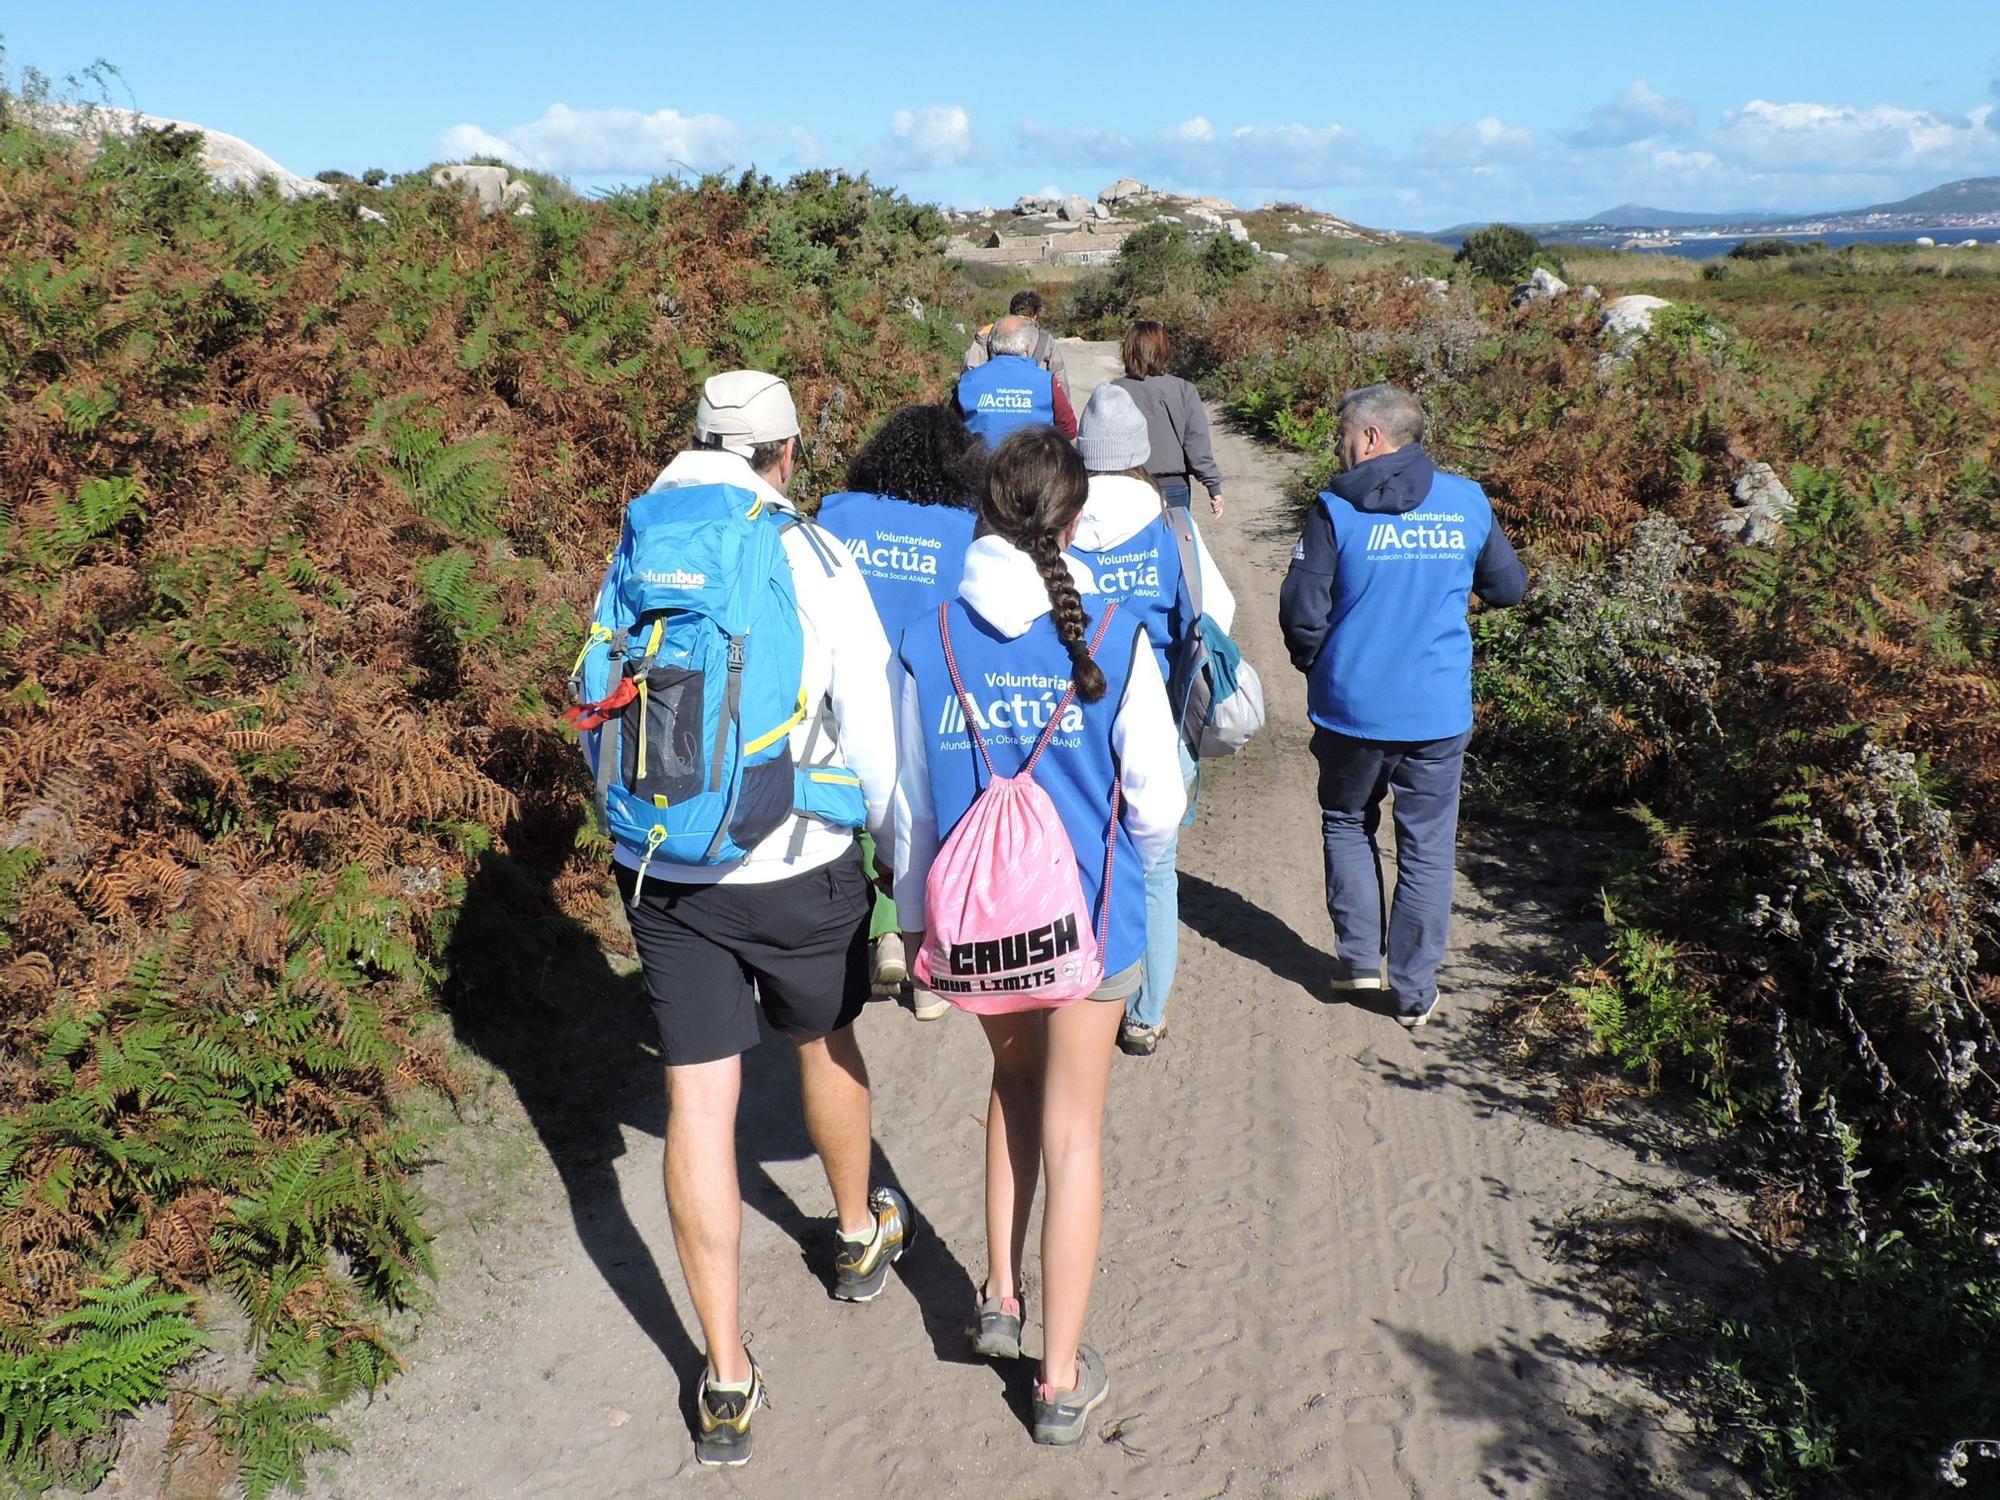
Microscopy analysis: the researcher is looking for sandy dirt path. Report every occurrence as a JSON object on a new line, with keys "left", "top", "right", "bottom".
{"left": 314, "top": 343, "right": 1741, "bottom": 1500}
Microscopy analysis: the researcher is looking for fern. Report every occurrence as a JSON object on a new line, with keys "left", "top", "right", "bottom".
{"left": 212, "top": 1387, "right": 349, "bottom": 1500}
{"left": 416, "top": 548, "right": 503, "bottom": 646}
{"left": 229, "top": 395, "right": 302, "bottom": 477}
{"left": 0, "top": 1274, "right": 204, "bottom": 1489}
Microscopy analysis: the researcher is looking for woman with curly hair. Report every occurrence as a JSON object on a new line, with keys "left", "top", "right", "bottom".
{"left": 818, "top": 404, "right": 985, "bottom": 1015}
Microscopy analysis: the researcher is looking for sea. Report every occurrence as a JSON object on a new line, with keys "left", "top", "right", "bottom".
{"left": 1607, "top": 228, "right": 1997, "bottom": 260}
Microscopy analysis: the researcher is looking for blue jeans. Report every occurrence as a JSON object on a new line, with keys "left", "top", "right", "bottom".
{"left": 1310, "top": 727, "right": 1470, "bottom": 1009}
{"left": 1127, "top": 744, "right": 1199, "bottom": 1030}
{"left": 1159, "top": 480, "right": 1192, "bottom": 510}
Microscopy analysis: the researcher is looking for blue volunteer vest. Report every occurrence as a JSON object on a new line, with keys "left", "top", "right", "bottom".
{"left": 901, "top": 600, "right": 1149, "bottom": 977}
{"left": 1069, "top": 514, "right": 1188, "bottom": 680}
{"left": 814, "top": 492, "right": 976, "bottom": 647}
{"left": 957, "top": 355, "right": 1055, "bottom": 445}
{"left": 1308, "top": 471, "right": 1495, "bottom": 741}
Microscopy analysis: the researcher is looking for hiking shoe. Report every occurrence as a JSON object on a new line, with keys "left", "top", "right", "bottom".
{"left": 1117, "top": 1019, "right": 1166, "bottom": 1057}
{"left": 871, "top": 933, "right": 909, "bottom": 994}
{"left": 1397, "top": 995, "right": 1440, "bottom": 1029}
{"left": 693, "top": 1355, "right": 764, "bottom": 1468}
{"left": 1330, "top": 957, "right": 1384, "bottom": 991}
{"left": 907, "top": 982, "right": 951, "bottom": 1022}
{"left": 968, "top": 1290, "right": 1024, "bottom": 1360}
{"left": 1031, "top": 1344, "right": 1110, "bottom": 1446}
{"left": 831, "top": 1186, "right": 911, "bottom": 1302}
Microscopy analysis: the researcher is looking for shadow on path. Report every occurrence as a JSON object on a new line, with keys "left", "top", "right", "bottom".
{"left": 441, "top": 820, "right": 975, "bottom": 1432}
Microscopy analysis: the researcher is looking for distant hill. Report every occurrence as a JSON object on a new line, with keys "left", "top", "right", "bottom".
{"left": 1430, "top": 175, "right": 2000, "bottom": 241}
{"left": 1851, "top": 176, "right": 2000, "bottom": 217}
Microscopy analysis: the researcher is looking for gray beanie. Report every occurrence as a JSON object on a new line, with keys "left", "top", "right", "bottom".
{"left": 1076, "top": 383, "right": 1151, "bottom": 471}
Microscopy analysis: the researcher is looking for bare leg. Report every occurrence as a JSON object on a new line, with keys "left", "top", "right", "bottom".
{"left": 1036, "top": 999, "right": 1123, "bottom": 1390}
{"left": 663, "top": 1057, "right": 750, "bottom": 1383}
{"left": 796, "top": 1025, "right": 875, "bottom": 1237}
{"left": 977, "top": 1012, "right": 1047, "bottom": 1301}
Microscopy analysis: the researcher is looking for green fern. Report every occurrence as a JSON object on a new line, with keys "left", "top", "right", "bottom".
{"left": 0, "top": 1274, "right": 205, "bottom": 1489}
{"left": 212, "top": 1386, "right": 349, "bottom": 1500}
{"left": 229, "top": 395, "right": 302, "bottom": 477}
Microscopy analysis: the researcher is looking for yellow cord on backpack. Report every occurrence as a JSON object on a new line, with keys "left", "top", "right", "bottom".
{"left": 630, "top": 825, "right": 668, "bottom": 906}
{"left": 636, "top": 677, "right": 650, "bottom": 779}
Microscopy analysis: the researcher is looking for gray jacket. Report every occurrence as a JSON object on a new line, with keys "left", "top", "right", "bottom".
{"left": 964, "top": 324, "right": 1068, "bottom": 391}
{"left": 1115, "top": 374, "right": 1222, "bottom": 494}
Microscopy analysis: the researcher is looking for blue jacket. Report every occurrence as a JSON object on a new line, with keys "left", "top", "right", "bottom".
{"left": 899, "top": 600, "right": 1150, "bottom": 977}
{"left": 957, "top": 355, "right": 1054, "bottom": 445}
{"left": 814, "top": 492, "right": 976, "bottom": 646}
{"left": 1278, "top": 445, "right": 1527, "bottom": 742}
{"left": 1069, "top": 515, "right": 1189, "bottom": 681}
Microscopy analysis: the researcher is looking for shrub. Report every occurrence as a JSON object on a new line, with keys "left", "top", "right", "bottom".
{"left": 1455, "top": 224, "right": 1564, "bottom": 283}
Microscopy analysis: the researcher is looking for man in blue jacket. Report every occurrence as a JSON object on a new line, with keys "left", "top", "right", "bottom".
{"left": 955, "top": 316, "right": 1079, "bottom": 444}
{"left": 1278, "top": 384, "right": 1527, "bottom": 1027}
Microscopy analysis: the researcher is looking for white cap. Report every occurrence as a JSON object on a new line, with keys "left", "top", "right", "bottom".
{"left": 696, "top": 370, "right": 800, "bottom": 457}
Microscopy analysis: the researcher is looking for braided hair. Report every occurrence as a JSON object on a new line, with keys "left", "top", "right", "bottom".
{"left": 982, "top": 427, "right": 1107, "bottom": 703}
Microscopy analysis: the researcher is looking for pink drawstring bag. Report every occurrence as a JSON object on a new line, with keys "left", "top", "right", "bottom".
{"left": 914, "top": 603, "right": 1123, "bottom": 1015}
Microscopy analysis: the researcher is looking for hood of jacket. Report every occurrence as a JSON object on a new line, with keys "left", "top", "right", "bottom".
{"left": 1072, "top": 473, "right": 1167, "bottom": 553}
{"left": 1326, "top": 442, "right": 1436, "bottom": 515}
{"left": 646, "top": 448, "right": 795, "bottom": 514}
{"left": 959, "top": 534, "right": 1098, "bottom": 639}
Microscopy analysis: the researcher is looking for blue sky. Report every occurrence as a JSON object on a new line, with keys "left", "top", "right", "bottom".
{"left": 10, "top": 1, "right": 1999, "bottom": 226}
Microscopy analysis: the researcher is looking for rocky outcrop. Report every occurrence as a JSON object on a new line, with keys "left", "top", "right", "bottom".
{"left": 1602, "top": 294, "right": 1672, "bottom": 343}
{"left": 1058, "top": 194, "right": 1094, "bottom": 222}
{"left": 1510, "top": 266, "right": 1569, "bottom": 307}
{"left": 1715, "top": 462, "right": 1796, "bottom": 546}
{"left": 1097, "top": 177, "right": 1161, "bottom": 208}
{"left": 30, "top": 103, "right": 334, "bottom": 201}
{"left": 1012, "top": 194, "right": 1061, "bottom": 216}
{"left": 1223, "top": 218, "right": 1251, "bottom": 244}
{"left": 432, "top": 164, "right": 535, "bottom": 217}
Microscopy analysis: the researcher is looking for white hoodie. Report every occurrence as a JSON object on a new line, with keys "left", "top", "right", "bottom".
{"left": 1072, "top": 473, "right": 1236, "bottom": 634}
{"left": 603, "top": 449, "right": 896, "bottom": 885}
{"left": 891, "top": 535, "right": 1186, "bottom": 927}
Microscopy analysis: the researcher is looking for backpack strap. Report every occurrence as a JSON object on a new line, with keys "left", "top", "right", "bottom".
{"left": 938, "top": 602, "right": 998, "bottom": 783}
{"left": 1021, "top": 603, "right": 1120, "bottom": 778}
{"left": 1161, "top": 503, "right": 1203, "bottom": 620}
{"left": 780, "top": 513, "right": 839, "bottom": 577}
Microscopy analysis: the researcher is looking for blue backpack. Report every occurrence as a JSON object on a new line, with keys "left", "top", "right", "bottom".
{"left": 565, "top": 482, "right": 867, "bottom": 895}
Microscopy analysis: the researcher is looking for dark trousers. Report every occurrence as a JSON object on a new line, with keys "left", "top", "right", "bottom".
{"left": 1310, "top": 726, "right": 1470, "bottom": 1008}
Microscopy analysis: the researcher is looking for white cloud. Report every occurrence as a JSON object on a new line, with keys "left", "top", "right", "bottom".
{"left": 1564, "top": 81, "right": 1697, "bottom": 148}
{"left": 1016, "top": 115, "right": 1367, "bottom": 192}
{"left": 435, "top": 103, "right": 756, "bottom": 175}
{"left": 1712, "top": 98, "right": 2000, "bottom": 176}
{"left": 888, "top": 104, "right": 973, "bottom": 169}
{"left": 1414, "top": 115, "right": 1536, "bottom": 166}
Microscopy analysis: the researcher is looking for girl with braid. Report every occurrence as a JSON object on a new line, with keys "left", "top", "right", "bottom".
{"left": 892, "top": 426, "right": 1185, "bottom": 1445}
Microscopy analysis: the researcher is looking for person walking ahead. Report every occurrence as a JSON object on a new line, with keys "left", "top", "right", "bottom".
{"left": 1068, "top": 382, "right": 1235, "bottom": 1058}
{"left": 1278, "top": 384, "right": 1526, "bottom": 1028}
{"left": 964, "top": 287, "right": 1070, "bottom": 395}
{"left": 1114, "top": 320, "right": 1224, "bottom": 517}
{"left": 617, "top": 372, "right": 909, "bottom": 1466}
{"left": 893, "top": 427, "right": 1184, "bottom": 1444}
{"left": 816, "top": 403, "right": 985, "bottom": 1020}
{"left": 956, "top": 315, "right": 1079, "bottom": 444}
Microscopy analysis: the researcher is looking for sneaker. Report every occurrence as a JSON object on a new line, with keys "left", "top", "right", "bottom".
{"left": 871, "top": 933, "right": 909, "bottom": 994}
{"left": 968, "top": 1289, "right": 1024, "bottom": 1359}
{"left": 1031, "top": 1344, "right": 1110, "bottom": 1446}
{"left": 694, "top": 1355, "right": 764, "bottom": 1468}
{"left": 1330, "top": 957, "right": 1384, "bottom": 991}
{"left": 831, "top": 1186, "right": 911, "bottom": 1302}
{"left": 1117, "top": 1019, "right": 1166, "bottom": 1057}
{"left": 907, "top": 982, "right": 951, "bottom": 1022}
{"left": 1396, "top": 995, "right": 1440, "bottom": 1029}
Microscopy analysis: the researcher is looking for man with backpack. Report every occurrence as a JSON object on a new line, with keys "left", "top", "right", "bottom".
{"left": 570, "top": 371, "right": 908, "bottom": 1467}
{"left": 964, "top": 288, "right": 1070, "bottom": 395}
{"left": 1278, "top": 384, "right": 1526, "bottom": 1029}
{"left": 956, "top": 316, "right": 1079, "bottom": 444}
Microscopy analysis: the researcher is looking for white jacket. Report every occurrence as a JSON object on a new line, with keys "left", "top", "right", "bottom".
{"left": 1072, "top": 473, "right": 1237, "bottom": 634}
{"left": 604, "top": 449, "right": 896, "bottom": 886}
{"left": 891, "top": 535, "right": 1186, "bottom": 927}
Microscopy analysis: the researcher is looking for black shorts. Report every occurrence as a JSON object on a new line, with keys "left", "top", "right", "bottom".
{"left": 614, "top": 845, "right": 872, "bottom": 1067}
